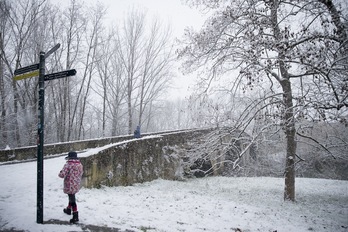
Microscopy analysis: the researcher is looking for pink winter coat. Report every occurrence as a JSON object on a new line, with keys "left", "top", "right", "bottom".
{"left": 58, "top": 160, "right": 83, "bottom": 194}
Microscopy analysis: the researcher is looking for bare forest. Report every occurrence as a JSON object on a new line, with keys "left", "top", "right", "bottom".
{"left": 0, "top": 0, "right": 188, "bottom": 148}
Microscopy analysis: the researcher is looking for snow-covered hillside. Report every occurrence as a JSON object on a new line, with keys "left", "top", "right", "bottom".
{"left": 0, "top": 155, "right": 347, "bottom": 232}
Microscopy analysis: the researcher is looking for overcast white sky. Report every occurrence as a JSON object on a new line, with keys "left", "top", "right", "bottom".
{"left": 52, "top": 0, "right": 206, "bottom": 34}
{"left": 102, "top": 0, "right": 206, "bottom": 36}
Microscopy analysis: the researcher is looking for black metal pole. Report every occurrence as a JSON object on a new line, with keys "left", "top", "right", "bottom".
{"left": 37, "top": 51, "right": 45, "bottom": 224}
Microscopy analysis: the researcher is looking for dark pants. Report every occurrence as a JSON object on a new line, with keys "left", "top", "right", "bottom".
{"left": 68, "top": 194, "right": 77, "bottom": 212}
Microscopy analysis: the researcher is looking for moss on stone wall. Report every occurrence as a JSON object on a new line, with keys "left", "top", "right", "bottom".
{"left": 79, "top": 130, "right": 212, "bottom": 188}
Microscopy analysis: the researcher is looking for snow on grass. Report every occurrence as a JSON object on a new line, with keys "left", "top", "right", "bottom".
{"left": 0, "top": 156, "right": 347, "bottom": 232}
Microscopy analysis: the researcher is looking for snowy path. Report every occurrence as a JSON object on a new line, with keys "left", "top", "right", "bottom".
{"left": 0, "top": 156, "right": 347, "bottom": 232}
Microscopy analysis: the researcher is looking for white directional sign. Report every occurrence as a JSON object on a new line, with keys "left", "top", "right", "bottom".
{"left": 44, "top": 69, "right": 76, "bottom": 81}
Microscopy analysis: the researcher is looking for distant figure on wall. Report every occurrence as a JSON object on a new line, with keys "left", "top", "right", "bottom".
{"left": 58, "top": 151, "right": 83, "bottom": 224}
{"left": 134, "top": 125, "right": 141, "bottom": 138}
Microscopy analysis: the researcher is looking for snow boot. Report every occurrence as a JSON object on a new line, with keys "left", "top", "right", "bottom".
{"left": 70, "top": 212, "right": 79, "bottom": 223}
{"left": 63, "top": 207, "right": 71, "bottom": 215}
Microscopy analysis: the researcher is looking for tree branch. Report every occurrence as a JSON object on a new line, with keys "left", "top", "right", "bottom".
{"left": 296, "top": 131, "right": 336, "bottom": 159}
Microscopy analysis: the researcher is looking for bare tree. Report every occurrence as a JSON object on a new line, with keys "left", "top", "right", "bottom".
{"left": 137, "top": 19, "right": 173, "bottom": 130}
{"left": 108, "top": 36, "right": 128, "bottom": 136}
{"left": 95, "top": 32, "right": 114, "bottom": 137}
{"left": 75, "top": 3, "right": 106, "bottom": 140}
{"left": 57, "top": 0, "right": 86, "bottom": 142}
{"left": 116, "top": 10, "right": 174, "bottom": 134}
{"left": 178, "top": 0, "right": 347, "bottom": 201}
{"left": 94, "top": 27, "right": 128, "bottom": 137}
{"left": 116, "top": 8, "right": 145, "bottom": 134}
{"left": 0, "top": 0, "right": 10, "bottom": 148}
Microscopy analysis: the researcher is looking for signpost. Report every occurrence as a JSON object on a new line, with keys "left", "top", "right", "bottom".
{"left": 13, "top": 43, "right": 76, "bottom": 224}
{"left": 37, "top": 51, "right": 45, "bottom": 224}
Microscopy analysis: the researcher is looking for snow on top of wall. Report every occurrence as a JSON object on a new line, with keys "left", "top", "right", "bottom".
{"left": 77, "top": 135, "right": 164, "bottom": 158}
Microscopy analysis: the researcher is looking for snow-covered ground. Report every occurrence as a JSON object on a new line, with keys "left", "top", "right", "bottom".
{"left": 0, "top": 155, "right": 347, "bottom": 232}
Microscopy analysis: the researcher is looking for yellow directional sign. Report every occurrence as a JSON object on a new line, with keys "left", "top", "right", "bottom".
{"left": 13, "top": 70, "right": 39, "bottom": 81}
{"left": 14, "top": 63, "right": 39, "bottom": 76}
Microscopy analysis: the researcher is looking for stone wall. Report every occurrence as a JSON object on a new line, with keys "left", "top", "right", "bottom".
{"left": 0, "top": 130, "right": 191, "bottom": 163}
{"left": 0, "top": 135, "right": 130, "bottom": 162}
{"left": 79, "top": 129, "right": 211, "bottom": 188}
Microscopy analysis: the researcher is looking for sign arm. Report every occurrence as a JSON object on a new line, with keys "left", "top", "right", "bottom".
{"left": 44, "top": 43, "right": 60, "bottom": 59}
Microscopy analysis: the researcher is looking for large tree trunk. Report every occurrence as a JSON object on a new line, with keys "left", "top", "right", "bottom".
{"left": 271, "top": 0, "right": 297, "bottom": 201}
{"left": 0, "top": 31, "right": 6, "bottom": 147}
{"left": 281, "top": 80, "right": 297, "bottom": 201}
{"left": 12, "top": 59, "right": 21, "bottom": 146}
{"left": 127, "top": 82, "right": 133, "bottom": 134}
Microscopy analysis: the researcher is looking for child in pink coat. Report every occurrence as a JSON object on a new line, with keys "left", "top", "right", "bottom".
{"left": 58, "top": 151, "right": 83, "bottom": 223}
